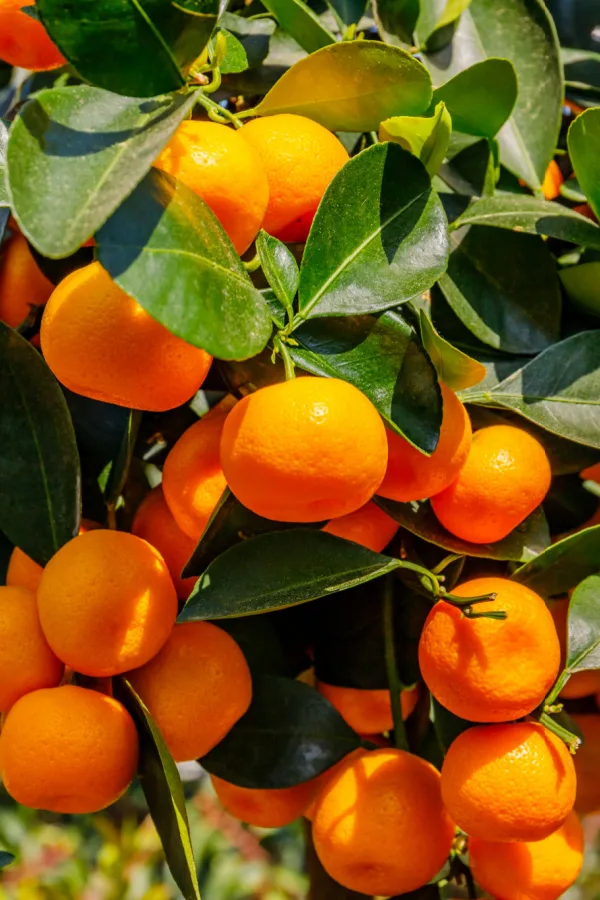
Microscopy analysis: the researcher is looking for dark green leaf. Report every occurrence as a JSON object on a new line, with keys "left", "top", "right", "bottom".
{"left": 297, "top": 143, "right": 449, "bottom": 318}
{"left": 96, "top": 169, "right": 272, "bottom": 361}
{"left": 373, "top": 0, "right": 420, "bottom": 45}
{"left": 256, "top": 230, "right": 298, "bottom": 321}
{"left": 568, "top": 108, "right": 600, "bottom": 220}
{"left": 416, "top": 0, "right": 472, "bottom": 46}
{"left": 432, "top": 59, "right": 517, "bottom": 138}
{"left": 261, "top": 0, "right": 336, "bottom": 53}
{"left": 21, "top": 4, "right": 38, "bottom": 18}
{"left": 201, "top": 675, "right": 361, "bottom": 788}
{"left": 566, "top": 575, "right": 600, "bottom": 673}
{"left": 560, "top": 262, "right": 600, "bottom": 317}
{"left": 0, "top": 852, "right": 14, "bottom": 870}
{"left": 431, "top": 697, "right": 473, "bottom": 751}
{"left": 418, "top": 308, "right": 486, "bottom": 390}
{"left": 7, "top": 86, "right": 198, "bottom": 258}
{"left": 438, "top": 137, "right": 498, "bottom": 198}
{"left": 214, "top": 29, "right": 249, "bottom": 75}
{"left": 512, "top": 527, "right": 600, "bottom": 597}
{"left": 103, "top": 410, "right": 142, "bottom": 506}
{"left": 327, "top": 0, "right": 368, "bottom": 27}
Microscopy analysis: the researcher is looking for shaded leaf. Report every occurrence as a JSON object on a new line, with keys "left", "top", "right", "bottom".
{"left": 327, "top": 0, "right": 368, "bottom": 27}
{"left": 373, "top": 0, "right": 420, "bottom": 44}
{"left": 432, "top": 59, "right": 517, "bottom": 138}
{"left": 438, "top": 137, "right": 498, "bottom": 198}
{"left": 379, "top": 101, "right": 452, "bottom": 175}
{"left": 103, "top": 410, "right": 142, "bottom": 506}
{"left": 417, "top": 0, "right": 472, "bottom": 46}
{"left": 0, "top": 119, "right": 8, "bottom": 208}
{"left": 256, "top": 231, "right": 298, "bottom": 322}
{"left": 560, "top": 262, "right": 600, "bottom": 317}
{"left": 566, "top": 575, "right": 600, "bottom": 673}
{"left": 0, "top": 852, "right": 14, "bottom": 870}
{"left": 261, "top": 0, "right": 336, "bottom": 53}
{"left": 418, "top": 308, "right": 486, "bottom": 390}
{"left": 568, "top": 108, "right": 600, "bottom": 220}
{"left": 431, "top": 696, "right": 473, "bottom": 751}
{"left": 512, "top": 527, "right": 600, "bottom": 597}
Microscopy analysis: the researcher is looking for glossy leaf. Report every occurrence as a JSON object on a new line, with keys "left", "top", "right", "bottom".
{"left": 256, "top": 231, "right": 298, "bottom": 322}
{"left": 215, "top": 29, "right": 249, "bottom": 74}
{"left": 568, "top": 108, "right": 600, "bottom": 220}
{"left": 96, "top": 169, "right": 272, "bottom": 361}
{"left": 560, "top": 263, "right": 600, "bottom": 317}
{"left": 566, "top": 575, "right": 600, "bottom": 673}
{"left": 201, "top": 676, "right": 361, "bottom": 788}
{"left": 418, "top": 308, "right": 486, "bottom": 390}
{"left": 512, "top": 527, "right": 600, "bottom": 597}
{"left": 432, "top": 59, "right": 518, "bottom": 138}
{"left": 257, "top": 41, "right": 432, "bottom": 131}
{"left": 439, "top": 137, "right": 498, "bottom": 198}
{"left": 219, "top": 12, "right": 276, "bottom": 70}
{"left": 7, "top": 86, "right": 198, "bottom": 258}
{"left": 102, "top": 410, "right": 142, "bottom": 506}
{"left": 261, "top": 0, "right": 335, "bottom": 53}
{"left": 297, "top": 143, "right": 449, "bottom": 319}
{"left": 379, "top": 102, "right": 452, "bottom": 175}
{"left": 373, "top": 0, "right": 420, "bottom": 44}
{"left": 0, "top": 119, "right": 8, "bottom": 207}
{"left": 417, "top": 0, "right": 472, "bottom": 45}
{"left": 327, "top": 0, "right": 368, "bottom": 26}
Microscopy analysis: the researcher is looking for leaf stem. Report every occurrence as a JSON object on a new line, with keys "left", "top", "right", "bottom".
{"left": 395, "top": 560, "right": 441, "bottom": 595}
{"left": 273, "top": 334, "right": 296, "bottom": 381}
{"left": 383, "top": 575, "right": 409, "bottom": 752}
{"left": 544, "top": 670, "right": 570, "bottom": 707}
{"left": 195, "top": 90, "right": 243, "bottom": 129}
{"left": 431, "top": 553, "right": 464, "bottom": 575}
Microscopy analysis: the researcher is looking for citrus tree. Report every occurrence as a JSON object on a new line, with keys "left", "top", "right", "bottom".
{"left": 1, "top": 0, "right": 600, "bottom": 898}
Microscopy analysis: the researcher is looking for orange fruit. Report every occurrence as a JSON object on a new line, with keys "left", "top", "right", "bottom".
{"left": 431, "top": 425, "right": 552, "bottom": 543}
{"left": 569, "top": 714, "right": 600, "bottom": 816}
{"left": 377, "top": 384, "right": 472, "bottom": 502}
{"left": 316, "top": 683, "right": 419, "bottom": 734}
{"left": 441, "top": 722, "right": 576, "bottom": 842}
{"left": 542, "top": 160, "right": 563, "bottom": 201}
{"left": 154, "top": 121, "right": 269, "bottom": 255}
{"left": 6, "top": 519, "right": 100, "bottom": 595}
{"left": 0, "top": 586, "right": 63, "bottom": 712}
{"left": 304, "top": 748, "right": 370, "bottom": 822}
{"left": 162, "top": 396, "right": 234, "bottom": 540}
{"left": 37, "top": 530, "right": 177, "bottom": 677}
{"left": 40, "top": 262, "right": 212, "bottom": 411}
{"left": 0, "top": 685, "right": 138, "bottom": 813}
{"left": 581, "top": 461, "right": 600, "bottom": 481}
{"left": 127, "top": 622, "right": 251, "bottom": 762}
{"left": 211, "top": 775, "right": 319, "bottom": 828}
{"left": 239, "top": 114, "right": 349, "bottom": 242}
{"left": 469, "top": 810, "right": 584, "bottom": 900}
{"left": 0, "top": 0, "right": 65, "bottom": 70}
{"left": 312, "top": 748, "right": 455, "bottom": 896}
{"left": 419, "top": 577, "right": 560, "bottom": 722}
{"left": 0, "top": 233, "right": 54, "bottom": 328}
{"left": 220, "top": 377, "right": 388, "bottom": 522}
{"left": 321, "top": 500, "right": 399, "bottom": 552}
{"left": 548, "top": 598, "right": 600, "bottom": 699}
{"left": 132, "top": 486, "right": 197, "bottom": 600}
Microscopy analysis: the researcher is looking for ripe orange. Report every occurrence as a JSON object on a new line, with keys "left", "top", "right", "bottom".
{"left": 0, "top": 233, "right": 54, "bottom": 328}
{"left": 542, "top": 160, "right": 563, "bottom": 201}
{"left": 162, "top": 396, "right": 234, "bottom": 540}
{"left": 377, "top": 384, "right": 472, "bottom": 502}
{"left": 581, "top": 461, "right": 600, "bottom": 481}
{"left": 431, "top": 425, "right": 552, "bottom": 543}
{"left": 0, "top": 0, "right": 65, "bottom": 70}
{"left": 321, "top": 500, "right": 399, "bottom": 552}
{"left": 441, "top": 722, "right": 576, "bottom": 842}
{"left": 0, "top": 685, "right": 138, "bottom": 813}
{"left": 220, "top": 377, "right": 388, "bottom": 522}
{"left": 569, "top": 714, "right": 600, "bottom": 816}
{"left": 211, "top": 775, "right": 319, "bottom": 828}
{"left": 6, "top": 519, "right": 100, "bottom": 595}
{"left": 154, "top": 121, "right": 269, "bottom": 255}
{"left": 40, "top": 262, "right": 212, "bottom": 411}
{"left": 316, "top": 683, "right": 419, "bottom": 734}
{"left": 312, "top": 748, "right": 455, "bottom": 896}
{"left": 37, "top": 530, "right": 177, "bottom": 677}
{"left": 549, "top": 598, "right": 600, "bottom": 699}
{"left": 132, "top": 486, "right": 197, "bottom": 600}
{"left": 419, "top": 577, "right": 560, "bottom": 722}
{"left": 127, "top": 622, "right": 252, "bottom": 762}
{"left": 239, "top": 114, "right": 349, "bottom": 242}
{"left": 469, "top": 811, "right": 584, "bottom": 900}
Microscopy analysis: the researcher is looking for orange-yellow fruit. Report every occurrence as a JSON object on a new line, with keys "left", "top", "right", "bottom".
{"left": 6, "top": 519, "right": 100, "bottom": 594}
{"left": 304, "top": 749, "right": 370, "bottom": 821}
{"left": 37, "top": 530, "right": 177, "bottom": 677}
{"left": 127, "top": 622, "right": 252, "bottom": 762}
{"left": 0, "top": 586, "right": 63, "bottom": 712}
{"left": 431, "top": 425, "right": 552, "bottom": 543}
{"left": 0, "top": 0, "right": 65, "bottom": 70}
{"left": 542, "top": 160, "right": 564, "bottom": 201}
{"left": 419, "top": 577, "right": 560, "bottom": 722}
{"left": 581, "top": 461, "right": 600, "bottom": 481}
{"left": 570, "top": 714, "right": 600, "bottom": 816}
{"left": 154, "top": 121, "right": 269, "bottom": 255}
{"left": 317, "top": 683, "right": 419, "bottom": 734}
{"left": 162, "top": 396, "right": 234, "bottom": 540}
{"left": 0, "top": 685, "right": 138, "bottom": 813}
{"left": 469, "top": 811, "right": 584, "bottom": 900}
{"left": 549, "top": 597, "right": 600, "bottom": 699}
{"left": 132, "top": 486, "right": 197, "bottom": 600}
{"left": 377, "top": 385, "right": 472, "bottom": 502}
{"left": 239, "top": 114, "right": 349, "bottom": 242}
{"left": 41, "top": 262, "right": 212, "bottom": 411}
{"left": 211, "top": 775, "right": 319, "bottom": 828}
{"left": 220, "top": 377, "right": 388, "bottom": 522}
{"left": 0, "top": 233, "right": 54, "bottom": 328}
{"left": 312, "top": 748, "right": 455, "bottom": 896}
{"left": 441, "top": 722, "right": 576, "bottom": 842}
{"left": 322, "top": 501, "right": 399, "bottom": 552}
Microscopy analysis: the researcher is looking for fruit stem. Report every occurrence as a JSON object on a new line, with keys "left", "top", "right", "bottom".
{"left": 243, "top": 254, "right": 261, "bottom": 273}
{"left": 383, "top": 574, "right": 409, "bottom": 753}
{"left": 544, "top": 670, "right": 570, "bottom": 706}
{"left": 195, "top": 91, "right": 243, "bottom": 129}
{"left": 538, "top": 712, "right": 581, "bottom": 754}
{"left": 431, "top": 553, "right": 464, "bottom": 575}
{"left": 273, "top": 334, "right": 296, "bottom": 381}
{"left": 396, "top": 560, "right": 441, "bottom": 596}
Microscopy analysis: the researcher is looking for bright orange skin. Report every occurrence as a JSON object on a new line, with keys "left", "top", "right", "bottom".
{"left": 37, "top": 530, "right": 178, "bottom": 677}
{"left": 431, "top": 425, "right": 552, "bottom": 544}
{"left": 0, "top": 586, "right": 63, "bottom": 712}
{"left": 127, "top": 622, "right": 252, "bottom": 762}
{"left": 6, "top": 519, "right": 100, "bottom": 594}
{"left": 312, "top": 748, "right": 455, "bottom": 896}
{"left": 240, "top": 114, "right": 349, "bottom": 242}
{"left": 220, "top": 377, "right": 388, "bottom": 523}
{"left": 154, "top": 121, "right": 269, "bottom": 255}
{"left": 581, "top": 461, "right": 600, "bottom": 481}
{"left": 211, "top": 775, "right": 319, "bottom": 828}
{"left": 322, "top": 500, "right": 399, "bottom": 552}
{"left": 316, "top": 683, "right": 419, "bottom": 734}
{"left": 469, "top": 811, "right": 584, "bottom": 900}
{"left": 542, "top": 160, "right": 563, "bottom": 201}
{"left": 377, "top": 385, "right": 472, "bottom": 502}
{"left": 549, "top": 598, "right": 600, "bottom": 699}
{"left": 419, "top": 577, "right": 560, "bottom": 722}
{"left": 162, "top": 397, "right": 234, "bottom": 540}
{"left": 132, "top": 486, "right": 197, "bottom": 600}
{"left": 0, "top": 233, "right": 54, "bottom": 328}
{"left": 0, "top": 0, "right": 65, "bottom": 70}
{"left": 570, "top": 714, "right": 600, "bottom": 816}
{"left": 0, "top": 685, "right": 138, "bottom": 813}
{"left": 441, "top": 723, "right": 576, "bottom": 842}
{"left": 41, "top": 263, "right": 212, "bottom": 411}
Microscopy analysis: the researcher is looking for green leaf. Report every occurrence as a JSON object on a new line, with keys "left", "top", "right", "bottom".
{"left": 297, "top": 143, "right": 449, "bottom": 319}
{"left": 260, "top": 0, "right": 336, "bottom": 53}
{"left": 201, "top": 675, "right": 361, "bottom": 788}
{"left": 219, "top": 13, "right": 276, "bottom": 70}
{"left": 116, "top": 681, "right": 201, "bottom": 900}
{"left": 256, "top": 231, "right": 298, "bottom": 322}
{"left": 417, "top": 0, "right": 472, "bottom": 46}
{"left": 438, "top": 226, "right": 562, "bottom": 355}
{"left": 0, "top": 852, "right": 14, "bottom": 870}
{"left": 214, "top": 29, "right": 249, "bottom": 75}
{"left": 512, "top": 527, "right": 600, "bottom": 597}
{"left": 373, "top": 0, "right": 419, "bottom": 44}
{"left": 256, "top": 41, "right": 432, "bottom": 131}
{"left": 102, "top": 410, "right": 142, "bottom": 507}
{"left": 418, "top": 308, "right": 486, "bottom": 390}
{"left": 432, "top": 59, "right": 518, "bottom": 138}
{"left": 36, "top": 0, "right": 219, "bottom": 97}
{"left": 178, "top": 530, "right": 403, "bottom": 622}
{"left": 568, "top": 108, "right": 600, "bottom": 221}
{"left": 438, "top": 137, "right": 498, "bottom": 198}
{"left": 379, "top": 102, "right": 452, "bottom": 175}
{"left": 566, "top": 575, "right": 600, "bottom": 673}
{"left": 560, "top": 263, "right": 600, "bottom": 317}
{"left": 424, "top": 0, "right": 563, "bottom": 189}
{"left": 96, "top": 169, "right": 272, "bottom": 361}
{"left": 327, "top": 0, "right": 368, "bottom": 27}
{"left": 0, "top": 325, "right": 80, "bottom": 567}
{"left": 21, "top": 4, "right": 38, "bottom": 18}
{"left": 0, "top": 120, "right": 8, "bottom": 208}
{"left": 7, "top": 86, "right": 198, "bottom": 259}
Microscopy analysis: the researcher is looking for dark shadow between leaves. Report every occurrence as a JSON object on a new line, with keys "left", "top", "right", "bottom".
{"left": 380, "top": 148, "right": 431, "bottom": 266}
